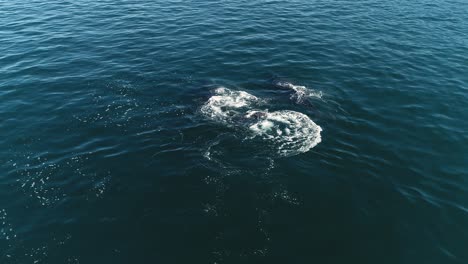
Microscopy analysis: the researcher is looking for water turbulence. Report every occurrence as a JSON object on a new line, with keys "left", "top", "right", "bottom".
{"left": 201, "top": 87, "right": 322, "bottom": 157}
{"left": 200, "top": 87, "right": 260, "bottom": 124}
{"left": 275, "top": 81, "right": 323, "bottom": 104}
{"left": 247, "top": 110, "right": 322, "bottom": 157}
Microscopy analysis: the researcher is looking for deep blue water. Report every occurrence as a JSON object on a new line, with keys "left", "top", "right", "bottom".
{"left": 1, "top": 0, "right": 468, "bottom": 263}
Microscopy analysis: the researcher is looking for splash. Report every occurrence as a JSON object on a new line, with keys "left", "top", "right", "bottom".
{"left": 200, "top": 87, "right": 260, "bottom": 124}
{"left": 275, "top": 81, "right": 322, "bottom": 103}
{"left": 247, "top": 110, "right": 322, "bottom": 157}
{"left": 201, "top": 87, "right": 322, "bottom": 157}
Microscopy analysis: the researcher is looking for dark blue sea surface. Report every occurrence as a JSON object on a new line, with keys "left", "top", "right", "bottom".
{"left": 1, "top": 0, "right": 468, "bottom": 263}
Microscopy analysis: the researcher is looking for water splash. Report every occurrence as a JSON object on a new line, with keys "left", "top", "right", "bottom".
{"left": 275, "top": 81, "right": 322, "bottom": 103}
{"left": 200, "top": 87, "right": 261, "bottom": 124}
{"left": 201, "top": 87, "right": 322, "bottom": 157}
{"left": 247, "top": 110, "right": 322, "bottom": 157}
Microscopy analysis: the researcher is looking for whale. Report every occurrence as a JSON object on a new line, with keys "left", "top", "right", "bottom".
{"left": 200, "top": 87, "right": 322, "bottom": 157}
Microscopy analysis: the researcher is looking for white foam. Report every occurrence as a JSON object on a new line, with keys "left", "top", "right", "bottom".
{"left": 276, "top": 81, "right": 322, "bottom": 103}
{"left": 201, "top": 87, "right": 322, "bottom": 157}
{"left": 200, "top": 87, "right": 259, "bottom": 123}
{"left": 247, "top": 110, "right": 322, "bottom": 157}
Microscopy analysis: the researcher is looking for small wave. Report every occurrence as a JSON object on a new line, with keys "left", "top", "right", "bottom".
{"left": 276, "top": 81, "right": 322, "bottom": 103}
{"left": 247, "top": 110, "right": 322, "bottom": 157}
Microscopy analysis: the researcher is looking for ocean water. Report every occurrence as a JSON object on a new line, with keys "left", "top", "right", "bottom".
{"left": 1, "top": 0, "right": 468, "bottom": 263}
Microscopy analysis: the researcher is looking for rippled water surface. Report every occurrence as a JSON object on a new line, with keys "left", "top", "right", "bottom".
{"left": 1, "top": 0, "right": 468, "bottom": 263}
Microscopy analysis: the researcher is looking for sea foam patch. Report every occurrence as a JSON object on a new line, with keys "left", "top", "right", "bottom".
{"left": 247, "top": 110, "right": 322, "bottom": 157}
{"left": 201, "top": 87, "right": 322, "bottom": 157}
{"left": 200, "top": 87, "right": 260, "bottom": 124}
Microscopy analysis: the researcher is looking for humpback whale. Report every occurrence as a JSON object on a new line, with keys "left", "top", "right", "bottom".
{"left": 201, "top": 87, "right": 322, "bottom": 157}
